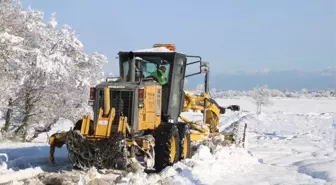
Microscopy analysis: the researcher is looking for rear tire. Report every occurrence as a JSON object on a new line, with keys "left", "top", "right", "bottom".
{"left": 177, "top": 123, "right": 191, "bottom": 160}
{"left": 154, "top": 123, "right": 180, "bottom": 172}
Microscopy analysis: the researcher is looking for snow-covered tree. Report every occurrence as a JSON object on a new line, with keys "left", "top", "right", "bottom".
{"left": 0, "top": 1, "right": 108, "bottom": 141}
{"left": 251, "top": 85, "right": 272, "bottom": 115}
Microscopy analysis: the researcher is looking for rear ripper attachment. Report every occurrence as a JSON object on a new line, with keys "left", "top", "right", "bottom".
{"left": 66, "top": 130, "right": 128, "bottom": 170}
{"left": 65, "top": 87, "right": 132, "bottom": 170}
{"left": 62, "top": 84, "right": 158, "bottom": 171}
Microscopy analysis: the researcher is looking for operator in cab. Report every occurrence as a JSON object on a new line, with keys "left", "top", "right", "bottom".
{"left": 151, "top": 65, "right": 167, "bottom": 85}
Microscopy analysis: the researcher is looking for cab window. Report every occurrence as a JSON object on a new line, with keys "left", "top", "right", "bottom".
{"left": 122, "top": 58, "right": 170, "bottom": 83}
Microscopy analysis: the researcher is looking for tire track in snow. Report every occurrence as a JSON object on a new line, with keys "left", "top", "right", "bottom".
{"left": 333, "top": 120, "right": 336, "bottom": 150}
{"left": 0, "top": 144, "right": 73, "bottom": 184}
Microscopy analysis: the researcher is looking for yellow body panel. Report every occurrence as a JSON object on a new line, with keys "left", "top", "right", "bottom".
{"left": 95, "top": 108, "right": 115, "bottom": 137}
{"left": 79, "top": 84, "right": 164, "bottom": 139}
{"left": 190, "top": 130, "right": 208, "bottom": 141}
{"left": 80, "top": 115, "right": 91, "bottom": 135}
{"left": 138, "top": 85, "right": 162, "bottom": 130}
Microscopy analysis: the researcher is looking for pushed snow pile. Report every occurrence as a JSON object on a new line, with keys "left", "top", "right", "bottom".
{"left": 175, "top": 146, "right": 258, "bottom": 183}
{"left": 117, "top": 143, "right": 258, "bottom": 185}
{"left": 219, "top": 112, "right": 258, "bottom": 133}
{"left": 0, "top": 167, "right": 43, "bottom": 184}
{"left": 77, "top": 167, "right": 104, "bottom": 185}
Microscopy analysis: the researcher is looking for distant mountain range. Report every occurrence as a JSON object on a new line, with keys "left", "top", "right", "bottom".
{"left": 184, "top": 68, "right": 336, "bottom": 91}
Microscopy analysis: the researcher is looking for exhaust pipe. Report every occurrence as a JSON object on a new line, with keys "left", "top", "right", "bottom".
{"left": 104, "top": 87, "right": 110, "bottom": 116}
{"left": 128, "top": 51, "right": 135, "bottom": 82}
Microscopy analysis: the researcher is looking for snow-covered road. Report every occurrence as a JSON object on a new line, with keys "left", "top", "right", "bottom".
{"left": 0, "top": 97, "right": 335, "bottom": 185}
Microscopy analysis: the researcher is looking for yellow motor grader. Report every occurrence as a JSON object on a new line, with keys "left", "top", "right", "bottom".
{"left": 48, "top": 44, "right": 247, "bottom": 172}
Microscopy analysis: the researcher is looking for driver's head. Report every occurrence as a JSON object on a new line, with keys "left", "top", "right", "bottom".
{"left": 159, "top": 65, "right": 166, "bottom": 73}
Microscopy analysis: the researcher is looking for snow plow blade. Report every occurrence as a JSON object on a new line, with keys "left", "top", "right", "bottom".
{"left": 65, "top": 130, "right": 128, "bottom": 170}
{"left": 188, "top": 120, "right": 248, "bottom": 156}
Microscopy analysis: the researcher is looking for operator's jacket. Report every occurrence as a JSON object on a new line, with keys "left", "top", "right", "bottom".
{"left": 151, "top": 69, "right": 167, "bottom": 85}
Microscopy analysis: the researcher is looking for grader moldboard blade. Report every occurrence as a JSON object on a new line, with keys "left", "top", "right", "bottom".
{"left": 193, "top": 120, "right": 248, "bottom": 155}
{"left": 65, "top": 130, "right": 128, "bottom": 171}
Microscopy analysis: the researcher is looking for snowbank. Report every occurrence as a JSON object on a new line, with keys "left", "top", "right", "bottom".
{"left": 118, "top": 145, "right": 258, "bottom": 185}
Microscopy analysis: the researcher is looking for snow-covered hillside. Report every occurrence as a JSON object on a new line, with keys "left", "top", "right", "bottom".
{"left": 0, "top": 97, "right": 335, "bottom": 185}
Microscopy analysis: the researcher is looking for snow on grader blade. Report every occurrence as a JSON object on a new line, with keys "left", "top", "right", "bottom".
{"left": 48, "top": 44, "right": 247, "bottom": 172}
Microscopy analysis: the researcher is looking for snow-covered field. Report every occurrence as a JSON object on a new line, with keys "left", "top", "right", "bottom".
{"left": 0, "top": 97, "right": 335, "bottom": 185}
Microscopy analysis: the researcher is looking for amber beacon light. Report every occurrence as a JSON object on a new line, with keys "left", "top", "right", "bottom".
{"left": 153, "top": 43, "right": 176, "bottom": 51}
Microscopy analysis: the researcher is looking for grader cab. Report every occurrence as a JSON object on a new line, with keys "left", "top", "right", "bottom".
{"left": 48, "top": 44, "right": 246, "bottom": 172}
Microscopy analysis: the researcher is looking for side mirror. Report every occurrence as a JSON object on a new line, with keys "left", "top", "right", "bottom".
{"left": 185, "top": 56, "right": 209, "bottom": 78}
{"left": 200, "top": 61, "right": 209, "bottom": 73}
{"left": 227, "top": 105, "right": 240, "bottom": 111}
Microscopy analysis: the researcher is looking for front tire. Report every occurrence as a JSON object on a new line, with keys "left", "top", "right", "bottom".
{"left": 154, "top": 123, "right": 180, "bottom": 172}
{"left": 177, "top": 123, "right": 191, "bottom": 160}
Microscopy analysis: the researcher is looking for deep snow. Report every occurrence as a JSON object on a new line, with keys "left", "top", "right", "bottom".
{"left": 0, "top": 97, "right": 335, "bottom": 185}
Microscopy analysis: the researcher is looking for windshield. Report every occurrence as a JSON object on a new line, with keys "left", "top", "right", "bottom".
{"left": 121, "top": 56, "right": 171, "bottom": 84}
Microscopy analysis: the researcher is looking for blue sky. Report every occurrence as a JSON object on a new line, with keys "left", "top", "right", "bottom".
{"left": 22, "top": 0, "right": 336, "bottom": 75}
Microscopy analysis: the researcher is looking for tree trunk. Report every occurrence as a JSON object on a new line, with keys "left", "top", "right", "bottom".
{"left": 14, "top": 114, "right": 28, "bottom": 140}
{"left": 14, "top": 92, "right": 31, "bottom": 141}
{"left": 2, "top": 98, "right": 12, "bottom": 132}
{"left": 257, "top": 103, "right": 261, "bottom": 115}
